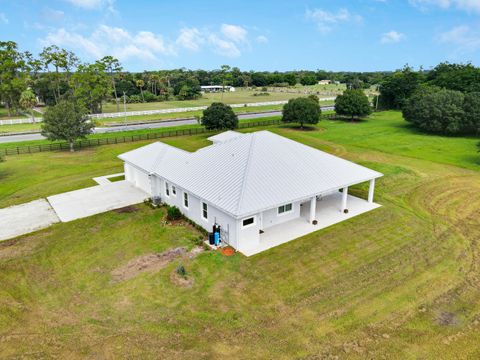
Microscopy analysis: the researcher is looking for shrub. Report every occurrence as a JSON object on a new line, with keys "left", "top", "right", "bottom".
{"left": 127, "top": 95, "right": 142, "bottom": 103}
{"left": 253, "top": 92, "right": 270, "bottom": 96}
{"left": 176, "top": 265, "right": 187, "bottom": 278}
{"left": 201, "top": 102, "right": 238, "bottom": 130}
{"left": 282, "top": 97, "right": 321, "bottom": 129}
{"left": 166, "top": 205, "right": 182, "bottom": 221}
{"left": 142, "top": 91, "right": 157, "bottom": 102}
{"left": 261, "top": 86, "right": 268, "bottom": 92}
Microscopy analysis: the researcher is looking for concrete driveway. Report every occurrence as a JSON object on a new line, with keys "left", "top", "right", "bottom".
{"left": 0, "top": 199, "right": 60, "bottom": 241}
{"left": 47, "top": 181, "right": 148, "bottom": 222}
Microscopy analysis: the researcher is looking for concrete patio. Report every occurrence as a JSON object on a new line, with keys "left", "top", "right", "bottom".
{"left": 241, "top": 193, "right": 381, "bottom": 256}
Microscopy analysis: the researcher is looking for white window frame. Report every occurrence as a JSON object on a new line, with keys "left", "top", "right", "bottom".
{"left": 165, "top": 182, "right": 170, "bottom": 197}
{"left": 183, "top": 192, "right": 189, "bottom": 209}
{"left": 242, "top": 216, "right": 256, "bottom": 229}
{"left": 277, "top": 203, "right": 293, "bottom": 216}
{"left": 172, "top": 185, "right": 177, "bottom": 196}
{"left": 201, "top": 202, "right": 208, "bottom": 221}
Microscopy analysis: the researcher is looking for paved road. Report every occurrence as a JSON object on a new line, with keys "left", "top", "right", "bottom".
{"left": 0, "top": 107, "right": 334, "bottom": 144}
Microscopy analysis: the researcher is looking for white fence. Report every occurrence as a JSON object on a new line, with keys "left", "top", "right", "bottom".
{"left": 88, "top": 100, "right": 292, "bottom": 120}
{"left": 0, "top": 117, "right": 43, "bottom": 125}
{"left": 0, "top": 98, "right": 336, "bottom": 125}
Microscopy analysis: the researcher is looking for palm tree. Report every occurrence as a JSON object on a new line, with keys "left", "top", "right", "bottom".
{"left": 136, "top": 79, "right": 145, "bottom": 102}
{"left": 19, "top": 89, "right": 37, "bottom": 123}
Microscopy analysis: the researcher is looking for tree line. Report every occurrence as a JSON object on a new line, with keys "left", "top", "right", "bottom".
{"left": 1, "top": 40, "right": 393, "bottom": 117}
{"left": 377, "top": 63, "right": 480, "bottom": 135}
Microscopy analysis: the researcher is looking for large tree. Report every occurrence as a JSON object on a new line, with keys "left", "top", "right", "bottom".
{"left": 463, "top": 92, "right": 480, "bottom": 134}
{"left": 281, "top": 97, "right": 321, "bottom": 129}
{"left": 201, "top": 102, "right": 238, "bottom": 130}
{"left": 70, "top": 62, "right": 111, "bottom": 113}
{"left": 19, "top": 88, "right": 37, "bottom": 123}
{"left": 379, "top": 66, "right": 423, "bottom": 109}
{"left": 99, "top": 56, "right": 122, "bottom": 112}
{"left": 335, "top": 89, "right": 372, "bottom": 120}
{"left": 41, "top": 99, "right": 94, "bottom": 152}
{"left": 403, "top": 87, "right": 466, "bottom": 135}
{"left": 0, "top": 41, "right": 28, "bottom": 116}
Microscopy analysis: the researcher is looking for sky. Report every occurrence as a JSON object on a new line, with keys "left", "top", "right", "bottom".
{"left": 1, "top": 0, "right": 479, "bottom": 72}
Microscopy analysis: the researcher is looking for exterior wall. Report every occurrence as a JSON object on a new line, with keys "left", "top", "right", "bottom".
{"left": 261, "top": 200, "right": 302, "bottom": 229}
{"left": 151, "top": 176, "right": 239, "bottom": 248}
{"left": 124, "top": 163, "right": 152, "bottom": 194}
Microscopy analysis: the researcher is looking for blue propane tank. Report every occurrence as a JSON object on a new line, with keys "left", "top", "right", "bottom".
{"left": 214, "top": 231, "right": 220, "bottom": 246}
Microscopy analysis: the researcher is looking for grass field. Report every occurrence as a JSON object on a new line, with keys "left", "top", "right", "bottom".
{"left": 102, "top": 88, "right": 306, "bottom": 113}
{"left": 1, "top": 111, "right": 480, "bottom": 358}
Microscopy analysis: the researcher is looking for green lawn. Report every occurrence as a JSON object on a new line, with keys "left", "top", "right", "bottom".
{"left": 1, "top": 111, "right": 480, "bottom": 358}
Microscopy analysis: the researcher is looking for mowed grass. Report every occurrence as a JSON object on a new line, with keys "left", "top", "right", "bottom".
{"left": 1, "top": 111, "right": 480, "bottom": 358}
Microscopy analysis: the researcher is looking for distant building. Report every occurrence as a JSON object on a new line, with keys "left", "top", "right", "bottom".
{"left": 318, "top": 80, "right": 332, "bottom": 85}
{"left": 201, "top": 85, "right": 236, "bottom": 93}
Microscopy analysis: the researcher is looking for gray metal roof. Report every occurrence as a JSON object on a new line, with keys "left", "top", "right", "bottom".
{"left": 118, "top": 131, "right": 383, "bottom": 218}
{"left": 207, "top": 130, "right": 243, "bottom": 144}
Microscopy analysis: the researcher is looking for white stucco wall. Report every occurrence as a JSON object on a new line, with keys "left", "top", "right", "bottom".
{"left": 261, "top": 201, "right": 302, "bottom": 229}
{"left": 151, "top": 176, "right": 239, "bottom": 247}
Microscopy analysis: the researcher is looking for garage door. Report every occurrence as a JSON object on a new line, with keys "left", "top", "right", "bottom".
{"left": 125, "top": 163, "right": 151, "bottom": 194}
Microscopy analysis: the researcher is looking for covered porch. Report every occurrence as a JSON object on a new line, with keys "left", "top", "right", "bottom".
{"left": 241, "top": 188, "right": 380, "bottom": 257}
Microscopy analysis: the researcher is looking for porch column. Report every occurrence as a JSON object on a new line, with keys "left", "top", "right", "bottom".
{"left": 368, "top": 178, "right": 375, "bottom": 203}
{"left": 341, "top": 187, "right": 348, "bottom": 213}
{"left": 309, "top": 196, "right": 316, "bottom": 224}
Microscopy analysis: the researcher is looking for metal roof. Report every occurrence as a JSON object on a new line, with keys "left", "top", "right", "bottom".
{"left": 207, "top": 130, "right": 244, "bottom": 144}
{"left": 118, "top": 131, "right": 383, "bottom": 218}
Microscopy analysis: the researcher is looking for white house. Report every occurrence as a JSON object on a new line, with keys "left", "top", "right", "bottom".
{"left": 118, "top": 131, "right": 383, "bottom": 256}
{"left": 200, "top": 85, "right": 235, "bottom": 93}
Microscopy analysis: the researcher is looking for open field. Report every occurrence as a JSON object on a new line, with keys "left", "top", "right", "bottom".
{"left": 102, "top": 88, "right": 306, "bottom": 113}
{"left": 1, "top": 111, "right": 480, "bottom": 358}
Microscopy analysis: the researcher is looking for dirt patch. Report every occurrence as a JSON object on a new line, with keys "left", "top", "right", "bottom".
{"left": 436, "top": 312, "right": 460, "bottom": 326}
{"left": 170, "top": 271, "right": 194, "bottom": 288}
{"left": 111, "top": 246, "right": 204, "bottom": 282}
{"left": 0, "top": 238, "right": 35, "bottom": 260}
{"left": 114, "top": 205, "right": 139, "bottom": 214}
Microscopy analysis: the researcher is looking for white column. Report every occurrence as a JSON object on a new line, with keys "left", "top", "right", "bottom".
{"left": 341, "top": 187, "right": 348, "bottom": 213}
{"left": 309, "top": 196, "right": 316, "bottom": 224}
{"left": 368, "top": 179, "right": 375, "bottom": 203}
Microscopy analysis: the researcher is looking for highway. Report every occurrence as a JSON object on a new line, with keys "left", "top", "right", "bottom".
{"left": 0, "top": 106, "right": 334, "bottom": 144}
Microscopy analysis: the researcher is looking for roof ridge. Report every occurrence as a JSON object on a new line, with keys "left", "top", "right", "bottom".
{"left": 234, "top": 133, "right": 257, "bottom": 214}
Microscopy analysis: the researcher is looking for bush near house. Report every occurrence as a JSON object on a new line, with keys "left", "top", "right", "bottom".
{"left": 166, "top": 205, "right": 183, "bottom": 221}
{"left": 201, "top": 102, "right": 238, "bottom": 130}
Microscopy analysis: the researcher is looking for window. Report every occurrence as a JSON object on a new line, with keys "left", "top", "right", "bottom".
{"left": 184, "top": 192, "right": 189, "bottom": 208}
{"left": 165, "top": 182, "right": 170, "bottom": 196}
{"left": 202, "top": 202, "right": 208, "bottom": 220}
{"left": 242, "top": 217, "right": 255, "bottom": 228}
{"left": 172, "top": 185, "right": 176, "bottom": 195}
{"left": 278, "top": 203, "right": 293, "bottom": 215}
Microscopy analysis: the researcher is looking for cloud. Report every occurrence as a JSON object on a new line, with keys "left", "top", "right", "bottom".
{"left": 438, "top": 25, "right": 480, "bottom": 52}
{"left": 221, "top": 24, "right": 247, "bottom": 43}
{"left": 409, "top": 0, "right": 480, "bottom": 13}
{"left": 41, "top": 8, "right": 65, "bottom": 22}
{"left": 0, "top": 13, "right": 8, "bottom": 24}
{"left": 305, "top": 8, "right": 362, "bottom": 33}
{"left": 256, "top": 35, "right": 269, "bottom": 44}
{"left": 40, "top": 25, "right": 175, "bottom": 63}
{"left": 176, "top": 27, "right": 204, "bottom": 51}
{"left": 65, "top": 0, "right": 115, "bottom": 12}
{"left": 381, "top": 30, "right": 405, "bottom": 43}
{"left": 208, "top": 34, "right": 241, "bottom": 57}
{"left": 175, "top": 24, "right": 250, "bottom": 57}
